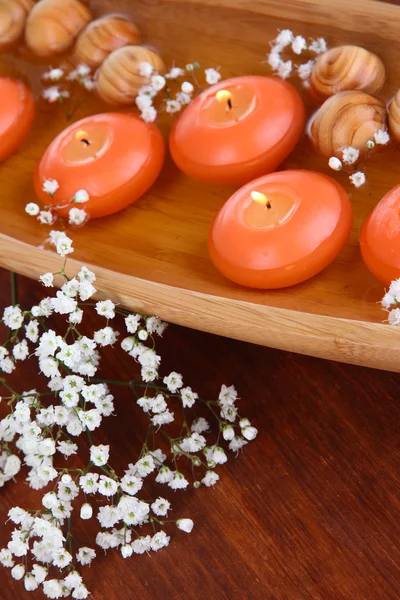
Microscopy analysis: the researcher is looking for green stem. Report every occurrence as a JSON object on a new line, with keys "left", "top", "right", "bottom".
{"left": 10, "top": 272, "right": 18, "bottom": 306}
{"left": 91, "top": 378, "right": 130, "bottom": 387}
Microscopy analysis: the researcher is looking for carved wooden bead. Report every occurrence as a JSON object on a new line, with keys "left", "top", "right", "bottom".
{"left": 96, "top": 45, "right": 165, "bottom": 106}
{"left": 25, "top": 0, "right": 92, "bottom": 57}
{"left": 0, "top": 0, "right": 34, "bottom": 50}
{"left": 311, "top": 91, "right": 387, "bottom": 158}
{"left": 74, "top": 15, "right": 141, "bottom": 69}
{"left": 311, "top": 45, "right": 386, "bottom": 100}
{"left": 388, "top": 90, "right": 400, "bottom": 142}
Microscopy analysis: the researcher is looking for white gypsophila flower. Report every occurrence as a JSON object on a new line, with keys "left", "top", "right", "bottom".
{"left": 150, "top": 531, "right": 170, "bottom": 551}
{"left": 95, "top": 300, "right": 115, "bottom": 319}
{"left": 24, "top": 573, "right": 38, "bottom": 591}
{"left": 79, "top": 472, "right": 99, "bottom": 494}
{"left": 229, "top": 435, "right": 248, "bottom": 452}
{"left": 32, "top": 564, "right": 47, "bottom": 584}
{"left": 42, "top": 86, "right": 62, "bottom": 102}
{"left": 137, "top": 329, "right": 148, "bottom": 341}
{"left": 222, "top": 425, "right": 235, "bottom": 441}
{"left": 0, "top": 357, "right": 15, "bottom": 374}
{"left": 297, "top": 60, "right": 314, "bottom": 80}
{"left": 90, "top": 444, "right": 109, "bottom": 466}
{"left": 374, "top": 129, "right": 390, "bottom": 145}
{"left": 42, "top": 179, "right": 59, "bottom": 195}
{"left": 204, "top": 68, "right": 221, "bottom": 85}
{"left": 342, "top": 146, "right": 359, "bottom": 165}
{"left": 73, "top": 189, "right": 89, "bottom": 204}
{"left": 388, "top": 308, "right": 400, "bottom": 326}
{"left": 43, "top": 579, "right": 63, "bottom": 598}
{"left": 94, "top": 327, "right": 118, "bottom": 346}
{"left": 267, "top": 49, "right": 282, "bottom": 70}
{"left": 57, "top": 440, "right": 78, "bottom": 457}
{"left": 328, "top": 157, "right": 342, "bottom": 171}
{"left": 69, "top": 207, "right": 87, "bottom": 226}
{"left": 54, "top": 235, "right": 74, "bottom": 257}
{"left": 40, "top": 272, "right": 54, "bottom": 287}
{"left": 37, "top": 210, "right": 55, "bottom": 225}
{"left": 135, "top": 454, "right": 155, "bottom": 477}
{"left": 201, "top": 470, "right": 219, "bottom": 487}
{"left": 274, "top": 29, "right": 293, "bottom": 47}
{"left": 165, "top": 99, "right": 181, "bottom": 114}
{"left": 3, "top": 306, "right": 23, "bottom": 329}
{"left": 168, "top": 471, "right": 189, "bottom": 490}
{"left": 136, "top": 94, "right": 153, "bottom": 110}
{"left": 277, "top": 60, "right": 292, "bottom": 79}
{"left": 151, "top": 74, "right": 166, "bottom": 91}
{"left": 165, "top": 66, "right": 185, "bottom": 79}
{"left": 76, "top": 547, "right": 96, "bottom": 566}
{"left": 69, "top": 309, "right": 83, "bottom": 324}
{"left": 125, "top": 313, "right": 141, "bottom": 334}
{"left": 382, "top": 292, "right": 396, "bottom": 309}
{"left": 97, "top": 505, "right": 120, "bottom": 529}
{"left": 140, "top": 106, "right": 157, "bottom": 123}
{"left": 25, "top": 319, "right": 39, "bottom": 343}
{"left": 309, "top": 37, "right": 327, "bottom": 54}
{"left": 98, "top": 475, "right": 119, "bottom": 497}
{"left": 163, "top": 371, "right": 183, "bottom": 393}
{"left": 151, "top": 497, "right": 171, "bottom": 516}
{"left": 120, "top": 473, "right": 143, "bottom": 496}
{"left": 191, "top": 417, "right": 209, "bottom": 434}
{"left": 82, "top": 77, "right": 95, "bottom": 92}
{"left": 152, "top": 410, "right": 174, "bottom": 428}
{"left": 12, "top": 340, "right": 29, "bottom": 361}
{"left": 180, "top": 386, "right": 198, "bottom": 408}
{"left": 291, "top": 35, "right": 307, "bottom": 54}
{"left": 51, "top": 291, "right": 77, "bottom": 314}
{"left": 78, "top": 265, "right": 96, "bottom": 283}
{"left": 78, "top": 280, "right": 97, "bottom": 302}
{"left": 25, "top": 202, "right": 40, "bottom": 216}
{"left": 176, "top": 518, "right": 194, "bottom": 533}
{"left": 0, "top": 548, "right": 14, "bottom": 567}
{"left": 181, "top": 81, "right": 194, "bottom": 94}
{"left": 43, "top": 67, "right": 64, "bottom": 81}
{"left": 349, "top": 171, "right": 366, "bottom": 188}
{"left": 139, "top": 61, "right": 154, "bottom": 77}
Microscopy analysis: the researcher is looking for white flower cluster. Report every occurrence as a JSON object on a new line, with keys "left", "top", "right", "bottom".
{"left": 328, "top": 129, "right": 390, "bottom": 188}
{"left": 381, "top": 278, "right": 400, "bottom": 325}
{"left": 25, "top": 179, "right": 89, "bottom": 228}
{"left": 42, "top": 64, "right": 95, "bottom": 105}
{"left": 0, "top": 235, "right": 257, "bottom": 597}
{"left": 135, "top": 61, "right": 222, "bottom": 123}
{"left": 266, "top": 29, "right": 327, "bottom": 84}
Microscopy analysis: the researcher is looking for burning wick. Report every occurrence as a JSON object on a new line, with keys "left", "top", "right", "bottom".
{"left": 216, "top": 89, "right": 233, "bottom": 110}
{"left": 75, "top": 130, "right": 90, "bottom": 146}
{"left": 251, "top": 191, "right": 272, "bottom": 210}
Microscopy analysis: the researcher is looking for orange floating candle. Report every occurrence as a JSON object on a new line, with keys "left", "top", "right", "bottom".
{"left": 208, "top": 170, "right": 352, "bottom": 289}
{"left": 35, "top": 112, "right": 165, "bottom": 219}
{"left": 0, "top": 77, "right": 35, "bottom": 161}
{"left": 360, "top": 185, "right": 400, "bottom": 284}
{"left": 169, "top": 75, "right": 305, "bottom": 185}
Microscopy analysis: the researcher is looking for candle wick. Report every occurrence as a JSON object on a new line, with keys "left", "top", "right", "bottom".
{"left": 227, "top": 98, "right": 232, "bottom": 110}
{"left": 266, "top": 201, "right": 272, "bottom": 210}
{"left": 81, "top": 139, "right": 90, "bottom": 146}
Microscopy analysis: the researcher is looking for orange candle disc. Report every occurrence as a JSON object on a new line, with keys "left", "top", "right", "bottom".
{"left": 34, "top": 112, "right": 165, "bottom": 220}
{"left": 169, "top": 75, "right": 305, "bottom": 185}
{"left": 0, "top": 77, "right": 35, "bottom": 161}
{"left": 360, "top": 185, "right": 400, "bottom": 284}
{"left": 208, "top": 170, "right": 352, "bottom": 289}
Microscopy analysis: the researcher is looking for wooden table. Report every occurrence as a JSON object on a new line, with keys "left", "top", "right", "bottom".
{"left": 2, "top": 268, "right": 400, "bottom": 600}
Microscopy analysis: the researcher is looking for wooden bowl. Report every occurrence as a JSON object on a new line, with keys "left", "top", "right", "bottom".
{"left": 1, "top": 0, "right": 400, "bottom": 371}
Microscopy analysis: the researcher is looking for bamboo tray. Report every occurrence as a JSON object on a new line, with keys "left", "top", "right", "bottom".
{"left": 1, "top": 0, "right": 400, "bottom": 371}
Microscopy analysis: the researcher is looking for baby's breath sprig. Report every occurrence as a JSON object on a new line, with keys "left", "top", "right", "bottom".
{"left": 0, "top": 234, "right": 257, "bottom": 597}
{"left": 41, "top": 64, "right": 95, "bottom": 121}
{"left": 25, "top": 180, "right": 89, "bottom": 229}
{"left": 264, "top": 29, "right": 328, "bottom": 86}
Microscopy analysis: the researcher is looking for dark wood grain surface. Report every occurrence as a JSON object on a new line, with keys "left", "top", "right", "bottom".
{"left": 1, "top": 267, "right": 400, "bottom": 600}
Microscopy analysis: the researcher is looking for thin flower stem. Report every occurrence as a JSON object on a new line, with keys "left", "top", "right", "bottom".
{"left": 91, "top": 378, "right": 130, "bottom": 387}
{"left": 10, "top": 272, "right": 18, "bottom": 306}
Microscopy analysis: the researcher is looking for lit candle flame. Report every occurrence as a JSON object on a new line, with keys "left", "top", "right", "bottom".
{"left": 216, "top": 89, "right": 233, "bottom": 110}
{"left": 75, "top": 130, "right": 89, "bottom": 141}
{"left": 251, "top": 191, "right": 267, "bottom": 205}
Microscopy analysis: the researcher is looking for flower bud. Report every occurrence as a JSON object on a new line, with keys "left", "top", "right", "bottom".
{"left": 222, "top": 425, "right": 234, "bottom": 441}
{"left": 80, "top": 503, "right": 93, "bottom": 520}
{"left": 121, "top": 544, "right": 133, "bottom": 558}
{"left": 11, "top": 564, "right": 25, "bottom": 580}
{"left": 176, "top": 518, "right": 194, "bottom": 533}
{"left": 366, "top": 140, "right": 375, "bottom": 150}
{"left": 242, "top": 426, "right": 258, "bottom": 441}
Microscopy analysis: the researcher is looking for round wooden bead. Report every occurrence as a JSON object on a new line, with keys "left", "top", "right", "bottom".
{"left": 25, "top": 0, "right": 92, "bottom": 57}
{"left": 388, "top": 90, "right": 400, "bottom": 142}
{"left": 0, "top": 0, "right": 33, "bottom": 50}
{"left": 73, "top": 14, "right": 141, "bottom": 69}
{"left": 311, "top": 90, "right": 387, "bottom": 158}
{"left": 310, "top": 45, "right": 385, "bottom": 101}
{"left": 96, "top": 45, "right": 165, "bottom": 106}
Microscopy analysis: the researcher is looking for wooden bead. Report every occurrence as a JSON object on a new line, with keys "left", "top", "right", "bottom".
{"left": 25, "top": 0, "right": 91, "bottom": 57}
{"left": 388, "top": 90, "right": 400, "bottom": 142}
{"left": 73, "top": 15, "right": 141, "bottom": 69}
{"left": 311, "top": 45, "right": 386, "bottom": 100}
{"left": 0, "top": 0, "right": 33, "bottom": 50}
{"left": 96, "top": 45, "right": 165, "bottom": 106}
{"left": 311, "top": 90, "right": 387, "bottom": 158}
